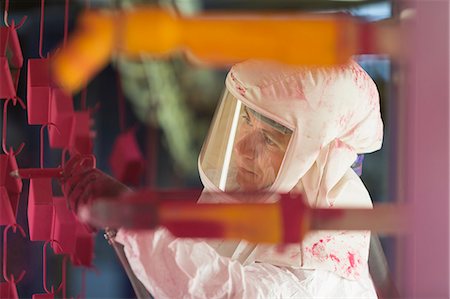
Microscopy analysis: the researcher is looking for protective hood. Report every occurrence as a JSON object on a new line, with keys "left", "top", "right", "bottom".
{"left": 198, "top": 59, "right": 383, "bottom": 280}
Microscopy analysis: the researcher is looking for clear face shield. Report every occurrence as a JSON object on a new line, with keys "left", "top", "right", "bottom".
{"left": 199, "top": 90, "right": 293, "bottom": 193}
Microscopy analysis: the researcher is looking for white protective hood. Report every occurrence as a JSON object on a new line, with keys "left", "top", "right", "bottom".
{"left": 199, "top": 59, "right": 383, "bottom": 280}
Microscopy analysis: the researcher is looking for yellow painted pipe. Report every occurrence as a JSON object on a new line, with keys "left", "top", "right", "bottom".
{"left": 52, "top": 7, "right": 367, "bottom": 93}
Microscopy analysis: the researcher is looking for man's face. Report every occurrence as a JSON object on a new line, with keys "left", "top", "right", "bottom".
{"left": 234, "top": 107, "right": 291, "bottom": 191}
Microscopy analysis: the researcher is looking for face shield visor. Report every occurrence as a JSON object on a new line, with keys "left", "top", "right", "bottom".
{"left": 199, "top": 89, "right": 293, "bottom": 192}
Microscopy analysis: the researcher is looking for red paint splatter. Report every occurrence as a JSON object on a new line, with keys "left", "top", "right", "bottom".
{"left": 310, "top": 238, "right": 333, "bottom": 259}
{"left": 311, "top": 240, "right": 326, "bottom": 258}
{"left": 236, "top": 85, "right": 246, "bottom": 95}
{"left": 230, "top": 72, "right": 246, "bottom": 95}
{"left": 329, "top": 254, "right": 340, "bottom": 263}
{"left": 348, "top": 252, "right": 356, "bottom": 268}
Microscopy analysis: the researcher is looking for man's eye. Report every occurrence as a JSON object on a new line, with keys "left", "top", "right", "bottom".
{"left": 241, "top": 114, "right": 252, "bottom": 126}
{"left": 263, "top": 133, "right": 276, "bottom": 146}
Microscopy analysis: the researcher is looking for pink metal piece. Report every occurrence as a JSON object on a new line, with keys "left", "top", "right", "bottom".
{"left": 27, "top": 86, "right": 51, "bottom": 124}
{"left": 0, "top": 153, "right": 22, "bottom": 225}
{"left": 32, "top": 293, "right": 54, "bottom": 299}
{"left": 11, "top": 168, "right": 63, "bottom": 179}
{"left": 0, "top": 22, "right": 23, "bottom": 68}
{"left": 42, "top": 240, "right": 64, "bottom": 294}
{"left": 2, "top": 98, "right": 26, "bottom": 156}
{"left": 38, "top": 0, "right": 48, "bottom": 59}
{"left": 0, "top": 186, "right": 15, "bottom": 225}
{"left": 2, "top": 224, "right": 26, "bottom": 284}
{"left": 7, "top": 191, "right": 19, "bottom": 221}
{"left": 70, "top": 222, "right": 94, "bottom": 267}
{"left": 0, "top": 154, "right": 16, "bottom": 225}
{"left": 27, "top": 58, "right": 51, "bottom": 125}
{"left": 0, "top": 281, "right": 19, "bottom": 299}
{"left": 3, "top": 23, "right": 23, "bottom": 68}
{"left": 48, "top": 89, "right": 74, "bottom": 149}
{"left": 3, "top": 0, "right": 27, "bottom": 29}
{"left": 28, "top": 178, "right": 53, "bottom": 241}
{"left": 70, "top": 111, "right": 94, "bottom": 155}
{"left": 0, "top": 21, "right": 24, "bottom": 100}
{"left": 3, "top": 150, "right": 22, "bottom": 194}
{"left": 28, "top": 58, "right": 51, "bottom": 86}
{"left": 0, "top": 57, "right": 15, "bottom": 99}
{"left": 109, "top": 128, "right": 145, "bottom": 186}
{"left": 51, "top": 197, "right": 77, "bottom": 254}
{"left": 39, "top": 123, "right": 61, "bottom": 170}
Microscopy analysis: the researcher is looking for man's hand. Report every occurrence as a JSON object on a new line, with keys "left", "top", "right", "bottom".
{"left": 61, "top": 155, "right": 132, "bottom": 214}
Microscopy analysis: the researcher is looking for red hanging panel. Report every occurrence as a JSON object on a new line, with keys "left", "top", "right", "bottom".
{"left": 0, "top": 57, "right": 15, "bottom": 99}
{"left": 3, "top": 25, "right": 23, "bottom": 68}
{"left": 4, "top": 153, "right": 22, "bottom": 195}
{"left": 48, "top": 89, "right": 74, "bottom": 149}
{"left": 0, "top": 25, "right": 23, "bottom": 100}
{"left": 27, "top": 178, "right": 53, "bottom": 241}
{"left": 27, "top": 58, "right": 51, "bottom": 125}
{"left": 0, "top": 186, "right": 15, "bottom": 225}
{"left": 51, "top": 197, "right": 77, "bottom": 254}
{"left": 70, "top": 111, "right": 93, "bottom": 155}
{"left": 71, "top": 222, "right": 94, "bottom": 267}
{"left": 0, "top": 154, "right": 22, "bottom": 225}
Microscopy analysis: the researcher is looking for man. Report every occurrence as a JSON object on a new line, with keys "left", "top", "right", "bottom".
{"left": 64, "top": 59, "right": 383, "bottom": 298}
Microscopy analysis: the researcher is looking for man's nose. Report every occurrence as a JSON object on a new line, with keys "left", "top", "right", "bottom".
{"left": 235, "top": 131, "right": 263, "bottom": 159}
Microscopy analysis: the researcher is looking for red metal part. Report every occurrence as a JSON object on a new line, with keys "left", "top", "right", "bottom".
{"left": 0, "top": 281, "right": 19, "bottom": 299}
{"left": 0, "top": 186, "right": 15, "bottom": 225}
{"left": 70, "top": 111, "right": 94, "bottom": 155}
{"left": 0, "top": 23, "right": 23, "bottom": 68}
{"left": 51, "top": 197, "right": 77, "bottom": 254}
{"left": 27, "top": 58, "right": 51, "bottom": 125}
{"left": 0, "top": 154, "right": 22, "bottom": 225}
{"left": 3, "top": 224, "right": 26, "bottom": 283}
{"left": 70, "top": 222, "right": 94, "bottom": 267}
{"left": 42, "top": 240, "right": 64, "bottom": 294}
{"left": 0, "top": 24, "right": 23, "bottom": 100}
{"left": 0, "top": 57, "right": 15, "bottom": 99}
{"left": 28, "top": 178, "right": 54, "bottom": 241}
{"left": 48, "top": 88, "right": 74, "bottom": 149}
{"left": 109, "top": 129, "right": 144, "bottom": 186}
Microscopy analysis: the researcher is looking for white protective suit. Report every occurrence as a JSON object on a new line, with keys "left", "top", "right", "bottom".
{"left": 116, "top": 59, "right": 383, "bottom": 298}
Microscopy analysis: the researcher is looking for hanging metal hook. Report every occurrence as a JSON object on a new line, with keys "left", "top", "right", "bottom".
{"left": 2, "top": 98, "right": 26, "bottom": 156}
{"left": 42, "top": 240, "right": 65, "bottom": 294}
{"left": 38, "top": 0, "right": 48, "bottom": 59}
{"left": 2, "top": 224, "right": 27, "bottom": 284}
{"left": 3, "top": 0, "right": 27, "bottom": 29}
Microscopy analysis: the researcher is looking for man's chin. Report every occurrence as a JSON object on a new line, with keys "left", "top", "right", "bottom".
{"left": 236, "top": 174, "right": 261, "bottom": 191}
